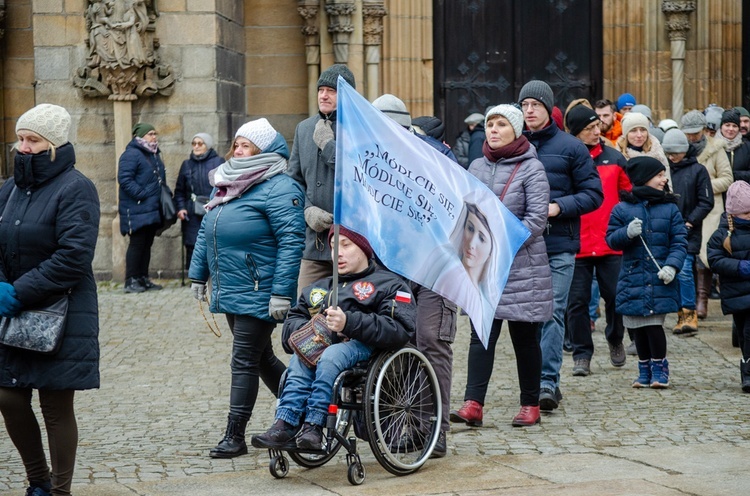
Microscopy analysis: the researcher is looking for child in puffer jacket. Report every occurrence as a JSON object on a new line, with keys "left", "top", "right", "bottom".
{"left": 606, "top": 156, "right": 687, "bottom": 389}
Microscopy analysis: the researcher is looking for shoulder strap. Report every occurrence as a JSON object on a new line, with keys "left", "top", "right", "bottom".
{"left": 499, "top": 162, "right": 523, "bottom": 201}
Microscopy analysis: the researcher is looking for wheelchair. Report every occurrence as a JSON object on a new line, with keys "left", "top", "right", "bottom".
{"left": 260, "top": 346, "right": 442, "bottom": 485}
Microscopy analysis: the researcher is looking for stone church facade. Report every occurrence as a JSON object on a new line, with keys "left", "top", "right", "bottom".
{"left": 0, "top": 0, "right": 745, "bottom": 280}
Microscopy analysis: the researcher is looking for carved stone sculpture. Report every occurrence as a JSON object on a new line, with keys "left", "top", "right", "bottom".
{"left": 75, "top": 0, "right": 174, "bottom": 101}
{"left": 325, "top": 0, "right": 355, "bottom": 64}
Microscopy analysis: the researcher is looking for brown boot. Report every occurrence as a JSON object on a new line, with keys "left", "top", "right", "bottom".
{"left": 673, "top": 309, "right": 685, "bottom": 334}
{"left": 695, "top": 267, "right": 711, "bottom": 319}
{"left": 675, "top": 308, "right": 698, "bottom": 336}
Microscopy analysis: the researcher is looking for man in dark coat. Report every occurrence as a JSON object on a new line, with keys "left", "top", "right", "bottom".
{"left": 287, "top": 64, "right": 356, "bottom": 293}
{"left": 519, "top": 80, "right": 603, "bottom": 411}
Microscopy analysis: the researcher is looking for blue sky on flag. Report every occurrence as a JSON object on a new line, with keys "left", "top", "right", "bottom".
{"left": 333, "top": 77, "right": 530, "bottom": 347}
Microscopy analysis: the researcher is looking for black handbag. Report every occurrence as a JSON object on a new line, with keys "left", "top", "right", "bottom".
{"left": 191, "top": 193, "right": 209, "bottom": 217}
{"left": 156, "top": 178, "right": 177, "bottom": 236}
{"left": 0, "top": 295, "right": 69, "bottom": 354}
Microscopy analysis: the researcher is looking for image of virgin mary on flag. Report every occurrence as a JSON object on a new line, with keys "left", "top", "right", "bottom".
{"left": 333, "top": 77, "right": 530, "bottom": 347}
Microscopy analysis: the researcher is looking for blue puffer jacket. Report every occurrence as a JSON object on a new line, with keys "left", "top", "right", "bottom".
{"left": 523, "top": 122, "right": 603, "bottom": 254}
{"left": 118, "top": 138, "right": 165, "bottom": 235}
{"left": 707, "top": 214, "right": 750, "bottom": 315}
{"left": 606, "top": 193, "right": 687, "bottom": 316}
{"left": 189, "top": 162, "right": 305, "bottom": 321}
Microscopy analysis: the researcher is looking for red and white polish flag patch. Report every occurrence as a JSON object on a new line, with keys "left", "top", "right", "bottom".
{"left": 395, "top": 291, "right": 412, "bottom": 304}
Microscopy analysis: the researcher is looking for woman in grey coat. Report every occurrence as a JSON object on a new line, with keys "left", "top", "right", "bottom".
{"left": 450, "top": 104, "right": 553, "bottom": 428}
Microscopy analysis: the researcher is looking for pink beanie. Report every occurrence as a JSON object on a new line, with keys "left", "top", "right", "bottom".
{"left": 726, "top": 181, "right": 750, "bottom": 215}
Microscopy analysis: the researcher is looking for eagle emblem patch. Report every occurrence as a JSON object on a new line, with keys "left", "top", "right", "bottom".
{"left": 352, "top": 281, "right": 375, "bottom": 301}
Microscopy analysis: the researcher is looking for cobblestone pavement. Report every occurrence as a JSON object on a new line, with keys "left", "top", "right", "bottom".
{"left": 1, "top": 281, "right": 749, "bottom": 495}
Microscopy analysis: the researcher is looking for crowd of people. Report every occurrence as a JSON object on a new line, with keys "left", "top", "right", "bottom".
{"left": 2, "top": 66, "right": 750, "bottom": 494}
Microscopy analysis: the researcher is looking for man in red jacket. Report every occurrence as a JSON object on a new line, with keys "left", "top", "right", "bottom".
{"left": 564, "top": 104, "right": 631, "bottom": 376}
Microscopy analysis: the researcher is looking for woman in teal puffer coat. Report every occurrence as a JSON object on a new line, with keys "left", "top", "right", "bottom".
{"left": 188, "top": 118, "right": 305, "bottom": 459}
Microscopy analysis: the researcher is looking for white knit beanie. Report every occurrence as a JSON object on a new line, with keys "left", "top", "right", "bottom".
{"left": 621, "top": 111, "right": 650, "bottom": 137}
{"left": 16, "top": 103, "right": 71, "bottom": 147}
{"left": 485, "top": 104, "right": 524, "bottom": 139}
{"left": 235, "top": 118, "right": 277, "bottom": 152}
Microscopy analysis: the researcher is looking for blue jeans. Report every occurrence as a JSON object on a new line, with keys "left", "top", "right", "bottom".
{"left": 677, "top": 254, "right": 696, "bottom": 310}
{"left": 276, "top": 340, "right": 373, "bottom": 427}
{"left": 589, "top": 275, "right": 600, "bottom": 321}
{"left": 540, "top": 251, "right": 576, "bottom": 391}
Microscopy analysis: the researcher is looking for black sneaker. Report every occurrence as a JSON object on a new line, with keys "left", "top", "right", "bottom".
{"left": 296, "top": 422, "right": 323, "bottom": 450}
{"left": 608, "top": 342, "right": 627, "bottom": 367}
{"left": 572, "top": 358, "right": 591, "bottom": 376}
{"left": 124, "top": 277, "right": 146, "bottom": 293}
{"left": 250, "top": 419, "right": 298, "bottom": 449}
{"left": 140, "top": 277, "right": 163, "bottom": 291}
{"left": 539, "top": 387, "right": 559, "bottom": 411}
{"left": 430, "top": 431, "right": 447, "bottom": 459}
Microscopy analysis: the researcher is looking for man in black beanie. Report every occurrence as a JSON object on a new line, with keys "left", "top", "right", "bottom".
{"left": 518, "top": 81, "right": 603, "bottom": 411}
{"left": 288, "top": 64, "right": 357, "bottom": 291}
{"left": 564, "top": 104, "right": 629, "bottom": 377}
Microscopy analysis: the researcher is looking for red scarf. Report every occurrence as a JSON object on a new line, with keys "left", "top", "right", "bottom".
{"left": 482, "top": 135, "right": 531, "bottom": 162}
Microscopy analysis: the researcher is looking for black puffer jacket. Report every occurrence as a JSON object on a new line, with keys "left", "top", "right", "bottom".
{"left": 707, "top": 214, "right": 750, "bottom": 315}
{"left": 0, "top": 143, "right": 101, "bottom": 390}
{"left": 669, "top": 152, "right": 714, "bottom": 254}
{"left": 281, "top": 262, "right": 416, "bottom": 355}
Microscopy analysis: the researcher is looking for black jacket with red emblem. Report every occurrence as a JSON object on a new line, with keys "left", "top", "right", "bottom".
{"left": 281, "top": 262, "right": 416, "bottom": 354}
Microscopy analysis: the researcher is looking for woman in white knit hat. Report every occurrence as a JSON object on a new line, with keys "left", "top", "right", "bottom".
{"left": 187, "top": 119, "right": 305, "bottom": 459}
{"left": 616, "top": 111, "right": 669, "bottom": 177}
{"left": 0, "top": 103, "right": 101, "bottom": 496}
{"left": 450, "top": 104, "right": 552, "bottom": 428}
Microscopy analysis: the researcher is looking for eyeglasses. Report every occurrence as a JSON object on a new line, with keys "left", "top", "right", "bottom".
{"left": 191, "top": 141, "right": 205, "bottom": 147}
{"left": 520, "top": 101, "right": 544, "bottom": 111}
{"left": 581, "top": 122, "right": 600, "bottom": 133}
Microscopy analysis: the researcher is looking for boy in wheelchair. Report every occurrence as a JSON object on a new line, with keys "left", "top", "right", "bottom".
{"left": 251, "top": 226, "right": 417, "bottom": 450}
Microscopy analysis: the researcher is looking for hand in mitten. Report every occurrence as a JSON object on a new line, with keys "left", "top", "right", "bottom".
{"left": 269, "top": 296, "right": 291, "bottom": 320}
{"left": 191, "top": 282, "right": 207, "bottom": 301}
{"left": 657, "top": 265, "right": 677, "bottom": 285}
{"left": 626, "top": 218, "right": 643, "bottom": 239}
{"left": 0, "top": 282, "right": 21, "bottom": 318}
{"left": 304, "top": 206, "right": 334, "bottom": 232}
{"left": 313, "top": 119, "right": 334, "bottom": 150}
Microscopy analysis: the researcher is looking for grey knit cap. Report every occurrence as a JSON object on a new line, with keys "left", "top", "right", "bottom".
{"left": 317, "top": 64, "right": 355, "bottom": 90}
{"left": 372, "top": 94, "right": 411, "bottom": 128}
{"left": 192, "top": 132, "right": 214, "bottom": 149}
{"left": 661, "top": 128, "right": 689, "bottom": 154}
{"left": 630, "top": 104, "right": 652, "bottom": 122}
{"left": 680, "top": 110, "right": 706, "bottom": 134}
{"left": 485, "top": 104, "right": 524, "bottom": 139}
{"left": 16, "top": 103, "right": 71, "bottom": 147}
{"left": 518, "top": 80, "right": 554, "bottom": 114}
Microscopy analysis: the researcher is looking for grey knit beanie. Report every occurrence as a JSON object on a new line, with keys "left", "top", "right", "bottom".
{"left": 16, "top": 103, "right": 71, "bottom": 147}
{"left": 661, "top": 129, "right": 689, "bottom": 154}
{"left": 193, "top": 132, "right": 214, "bottom": 150}
{"left": 518, "top": 80, "right": 554, "bottom": 114}
{"left": 372, "top": 94, "right": 411, "bottom": 128}
{"left": 630, "top": 104, "right": 652, "bottom": 122}
{"left": 317, "top": 64, "right": 355, "bottom": 90}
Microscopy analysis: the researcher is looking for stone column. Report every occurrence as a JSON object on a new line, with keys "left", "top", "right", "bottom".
{"left": 662, "top": 0, "right": 696, "bottom": 120}
{"left": 326, "top": 0, "right": 355, "bottom": 64}
{"left": 298, "top": 1, "right": 321, "bottom": 116}
{"left": 362, "top": 0, "right": 386, "bottom": 101}
{"left": 111, "top": 102, "right": 132, "bottom": 282}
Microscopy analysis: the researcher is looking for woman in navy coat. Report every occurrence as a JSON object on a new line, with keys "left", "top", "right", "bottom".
{"left": 117, "top": 122, "right": 166, "bottom": 293}
{"left": 0, "top": 104, "right": 100, "bottom": 496}
{"left": 189, "top": 118, "right": 305, "bottom": 459}
{"left": 607, "top": 156, "right": 687, "bottom": 389}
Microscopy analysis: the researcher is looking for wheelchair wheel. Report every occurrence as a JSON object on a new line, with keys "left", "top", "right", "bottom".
{"left": 363, "top": 347, "right": 441, "bottom": 476}
{"left": 289, "top": 408, "right": 352, "bottom": 468}
{"left": 347, "top": 461, "right": 366, "bottom": 485}
{"left": 270, "top": 454, "right": 289, "bottom": 479}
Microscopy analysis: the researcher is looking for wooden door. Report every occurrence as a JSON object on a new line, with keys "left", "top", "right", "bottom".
{"left": 434, "top": 0, "right": 602, "bottom": 146}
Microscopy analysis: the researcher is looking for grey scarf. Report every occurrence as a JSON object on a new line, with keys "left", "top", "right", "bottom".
{"left": 205, "top": 153, "right": 287, "bottom": 210}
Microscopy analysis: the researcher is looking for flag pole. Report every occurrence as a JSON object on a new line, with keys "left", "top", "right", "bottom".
{"left": 331, "top": 224, "right": 339, "bottom": 309}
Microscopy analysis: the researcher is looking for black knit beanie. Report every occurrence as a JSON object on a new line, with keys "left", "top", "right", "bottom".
{"left": 317, "top": 64, "right": 356, "bottom": 90}
{"left": 518, "top": 80, "right": 554, "bottom": 114}
{"left": 626, "top": 156, "right": 666, "bottom": 187}
{"left": 721, "top": 109, "right": 741, "bottom": 127}
{"left": 565, "top": 105, "right": 599, "bottom": 137}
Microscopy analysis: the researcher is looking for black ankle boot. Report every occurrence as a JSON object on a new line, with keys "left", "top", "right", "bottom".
{"left": 210, "top": 415, "right": 249, "bottom": 458}
{"left": 741, "top": 359, "right": 750, "bottom": 393}
{"left": 124, "top": 277, "right": 146, "bottom": 293}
